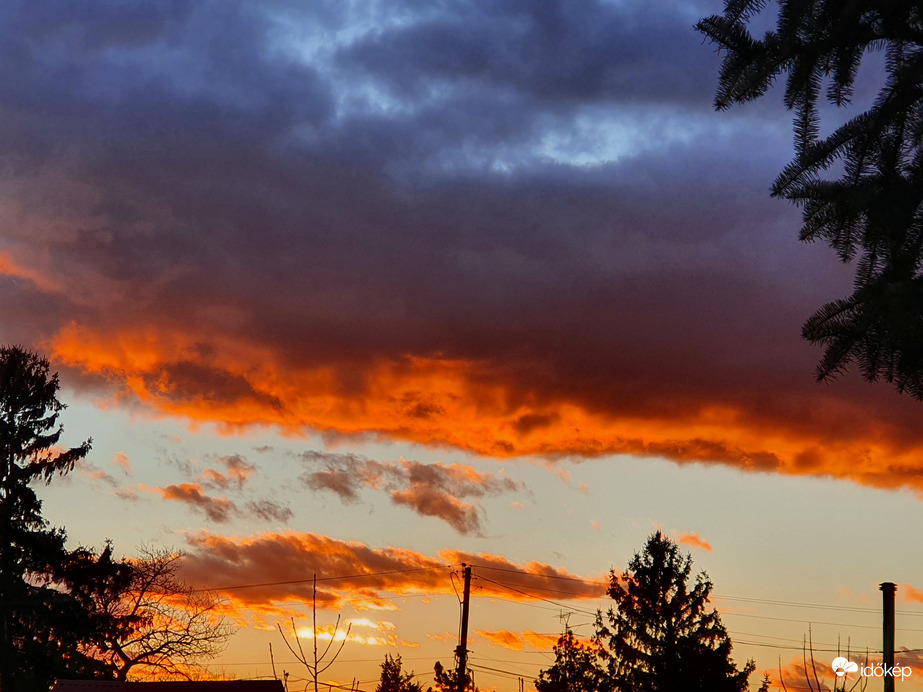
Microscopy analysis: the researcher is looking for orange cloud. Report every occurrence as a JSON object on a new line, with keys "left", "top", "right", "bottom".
{"left": 112, "top": 450, "right": 134, "bottom": 475}
{"left": 676, "top": 531, "right": 712, "bottom": 552}
{"left": 179, "top": 531, "right": 606, "bottom": 619}
{"left": 0, "top": 250, "right": 59, "bottom": 293}
{"left": 895, "top": 648, "right": 923, "bottom": 678}
{"left": 428, "top": 632, "right": 455, "bottom": 642}
{"left": 903, "top": 584, "right": 923, "bottom": 603}
{"left": 477, "top": 630, "right": 524, "bottom": 650}
{"left": 48, "top": 321, "right": 923, "bottom": 497}
{"left": 773, "top": 656, "right": 832, "bottom": 692}
{"left": 477, "top": 630, "right": 561, "bottom": 652}
{"left": 200, "top": 454, "right": 255, "bottom": 490}
{"left": 770, "top": 649, "right": 919, "bottom": 692}
{"left": 522, "top": 632, "right": 560, "bottom": 650}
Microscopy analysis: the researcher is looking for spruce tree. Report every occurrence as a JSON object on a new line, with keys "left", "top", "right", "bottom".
{"left": 0, "top": 346, "right": 129, "bottom": 690}
{"left": 697, "top": 1, "right": 923, "bottom": 398}
{"left": 594, "top": 532, "right": 753, "bottom": 692}
{"left": 377, "top": 654, "right": 422, "bottom": 692}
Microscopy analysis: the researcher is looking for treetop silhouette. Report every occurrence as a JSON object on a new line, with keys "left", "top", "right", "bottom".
{"left": 536, "top": 532, "right": 754, "bottom": 692}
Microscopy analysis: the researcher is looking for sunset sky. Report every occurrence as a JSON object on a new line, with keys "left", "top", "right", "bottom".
{"left": 3, "top": 0, "right": 923, "bottom": 689}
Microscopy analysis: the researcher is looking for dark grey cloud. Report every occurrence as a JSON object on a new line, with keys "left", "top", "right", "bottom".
{"left": 2, "top": 0, "right": 919, "bottom": 488}
{"left": 77, "top": 459, "right": 119, "bottom": 488}
{"left": 245, "top": 499, "right": 294, "bottom": 523}
{"left": 154, "top": 483, "right": 237, "bottom": 523}
{"left": 300, "top": 451, "right": 523, "bottom": 535}
{"left": 337, "top": 0, "right": 719, "bottom": 107}
{"left": 136, "top": 481, "right": 293, "bottom": 525}
{"left": 120, "top": 451, "right": 290, "bottom": 524}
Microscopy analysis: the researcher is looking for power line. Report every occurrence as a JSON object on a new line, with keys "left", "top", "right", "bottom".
{"left": 209, "top": 656, "right": 443, "bottom": 666}
{"left": 471, "top": 564, "right": 606, "bottom": 587}
{"left": 472, "top": 566, "right": 923, "bottom": 624}
{"left": 715, "top": 594, "right": 923, "bottom": 617}
{"left": 210, "top": 566, "right": 450, "bottom": 592}
{"left": 469, "top": 655, "right": 546, "bottom": 669}
{"left": 195, "top": 560, "right": 923, "bottom": 632}
{"left": 187, "top": 558, "right": 923, "bottom": 691}
{"left": 732, "top": 639, "right": 883, "bottom": 653}
{"left": 470, "top": 564, "right": 923, "bottom": 621}
{"left": 727, "top": 629, "right": 879, "bottom": 651}
{"left": 721, "top": 610, "right": 923, "bottom": 632}
{"left": 469, "top": 662, "right": 532, "bottom": 681}
{"left": 480, "top": 581, "right": 606, "bottom": 599}
{"left": 475, "top": 573, "right": 923, "bottom": 637}
{"left": 474, "top": 590, "right": 579, "bottom": 615}
{"left": 476, "top": 576, "right": 599, "bottom": 617}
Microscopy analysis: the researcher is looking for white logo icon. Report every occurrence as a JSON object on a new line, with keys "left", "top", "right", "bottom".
{"left": 832, "top": 657, "right": 859, "bottom": 677}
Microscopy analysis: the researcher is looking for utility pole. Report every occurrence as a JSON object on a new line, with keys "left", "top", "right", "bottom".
{"left": 456, "top": 564, "right": 472, "bottom": 692}
{"left": 881, "top": 582, "right": 896, "bottom": 692}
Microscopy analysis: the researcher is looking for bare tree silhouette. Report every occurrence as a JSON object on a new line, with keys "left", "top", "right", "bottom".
{"left": 277, "top": 574, "right": 351, "bottom": 692}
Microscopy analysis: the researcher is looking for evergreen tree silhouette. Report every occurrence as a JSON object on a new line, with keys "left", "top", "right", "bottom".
{"left": 377, "top": 654, "right": 422, "bottom": 692}
{"left": 0, "top": 346, "right": 131, "bottom": 690}
{"left": 535, "top": 627, "right": 610, "bottom": 692}
{"left": 697, "top": 1, "right": 923, "bottom": 398}
{"left": 594, "top": 532, "right": 753, "bottom": 692}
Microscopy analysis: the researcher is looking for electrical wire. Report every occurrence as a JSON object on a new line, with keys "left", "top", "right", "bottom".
{"left": 468, "top": 663, "right": 531, "bottom": 681}
{"left": 720, "top": 610, "right": 923, "bottom": 632}
{"left": 476, "top": 575, "right": 599, "bottom": 617}
{"left": 189, "top": 559, "right": 923, "bottom": 692}
{"left": 726, "top": 629, "right": 879, "bottom": 651}
{"left": 467, "top": 563, "right": 923, "bottom": 620}
{"left": 471, "top": 564, "right": 606, "bottom": 586}
{"left": 211, "top": 566, "right": 450, "bottom": 592}
{"left": 715, "top": 593, "right": 923, "bottom": 617}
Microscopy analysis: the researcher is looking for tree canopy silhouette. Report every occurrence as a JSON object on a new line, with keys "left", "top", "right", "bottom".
{"left": 427, "top": 661, "right": 476, "bottom": 692}
{"left": 0, "top": 345, "right": 131, "bottom": 689}
{"left": 377, "top": 654, "right": 422, "bottom": 692}
{"left": 697, "top": 1, "right": 923, "bottom": 398}
{"left": 535, "top": 626, "right": 610, "bottom": 692}
{"left": 593, "top": 532, "right": 754, "bottom": 692}
{"left": 0, "top": 346, "right": 232, "bottom": 687}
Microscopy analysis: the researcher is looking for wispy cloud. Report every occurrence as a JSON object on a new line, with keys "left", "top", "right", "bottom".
{"left": 477, "top": 630, "right": 562, "bottom": 651}
{"left": 245, "top": 499, "right": 293, "bottom": 523}
{"left": 142, "top": 482, "right": 237, "bottom": 523}
{"left": 477, "top": 630, "right": 525, "bottom": 651}
{"left": 676, "top": 531, "right": 712, "bottom": 552}
{"left": 903, "top": 584, "right": 923, "bottom": 603}
{"left": 300, "top": 452, "right": 523, "bottom": 535}
{"left": 112, "top": 450, "right": 134, "bottom": 476}
{"left": 77, "top": 459, "right": 118, "bottom": 488}
{"left": 133, "top": 480, "right": 291, "bottom": 525}
{"left": 200, "top": 454, "right": 255, "bottom": 490}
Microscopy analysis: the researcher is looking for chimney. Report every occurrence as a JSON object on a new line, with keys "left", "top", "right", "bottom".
{"left": 881, "top": 582, "right": 896, "bottom": 692}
